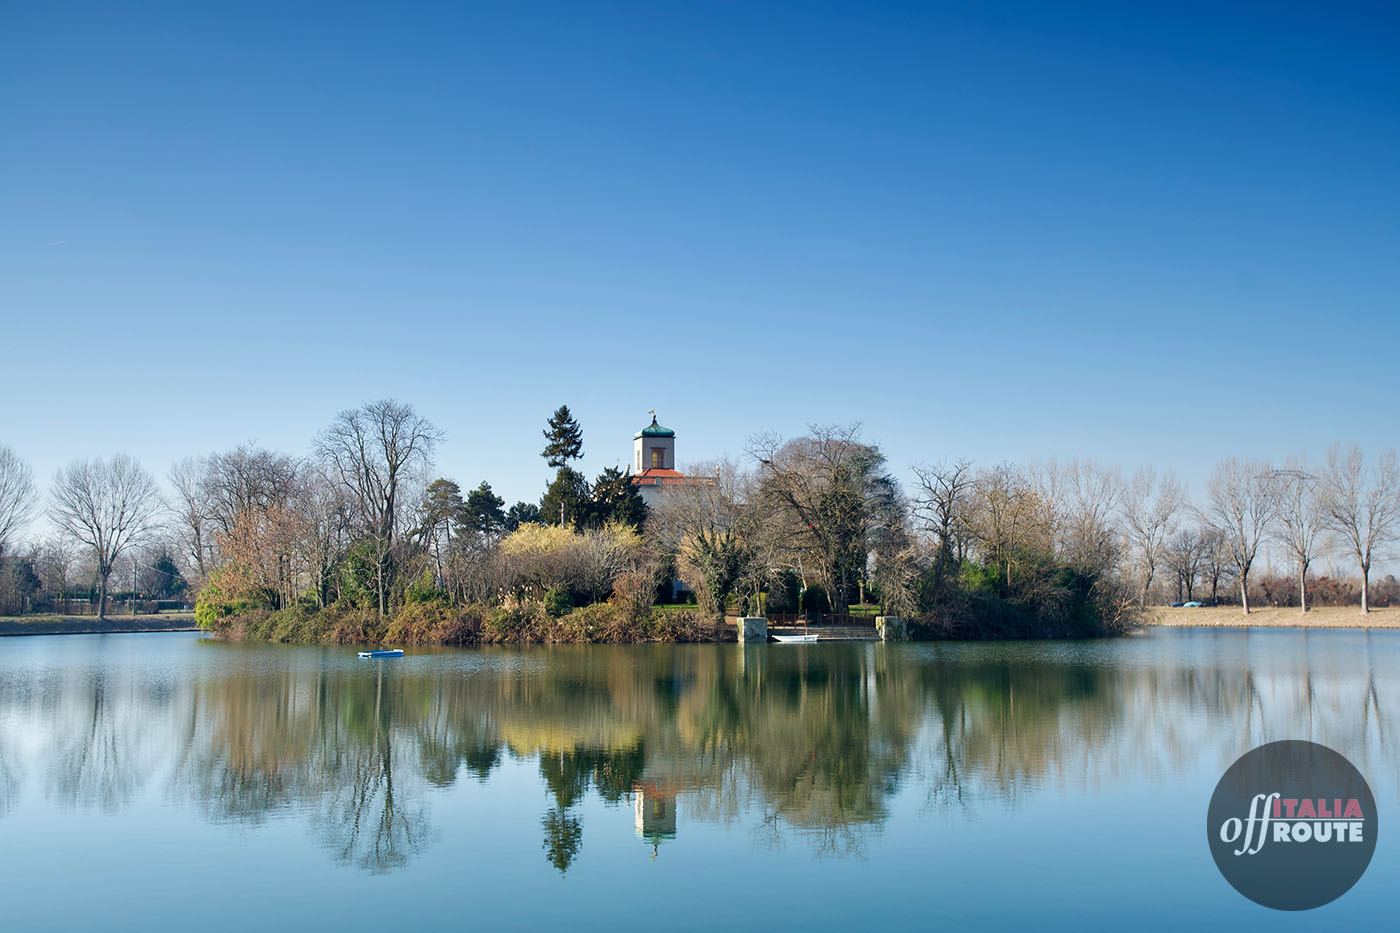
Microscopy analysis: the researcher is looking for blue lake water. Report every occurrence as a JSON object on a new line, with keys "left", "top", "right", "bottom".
{"left": 0, "top": 628, "right": 1395, "bottom": 930}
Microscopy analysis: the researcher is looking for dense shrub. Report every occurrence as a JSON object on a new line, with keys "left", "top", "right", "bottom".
{"left": 1248, "top": 573, "right": 1361, "bottom": 609}
{"left": 195, "top": 565, "right": 271, "bottom": 632}
{"left": 405, "top": 567, "right": 451, "bottom": 606}
{"left": 497, "top": 522, "right": 642, "bottom": 605}
{"left": 481, "top": 600, "right": 548, "bottom": 643}
{"left": 338, "top": 541, "right": 382, "bottom": 610}
{"left": 543, "top": 586, "right": 573, "bottom": 618}
{"left": 477, "top": 598, "right": 718, "bottom": 645}
{"left": 384, "top": 602, "right": 484, "bottom": 645}
{"left": 912, "top": 556, "right": 1137, "bottom": 640}
{"left": 230, "top": 603, "right": 381, "bottom": 644}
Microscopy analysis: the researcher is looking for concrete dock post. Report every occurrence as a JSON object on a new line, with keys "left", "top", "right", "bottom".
{"left": 736, "top": 616, "right": 768, "bottom": 643}
{"left": 875, "top": 616, "right": 908, "bottom": 642}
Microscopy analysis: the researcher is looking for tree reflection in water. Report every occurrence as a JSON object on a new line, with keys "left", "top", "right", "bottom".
{"left": 541, "top": 806, "right": 582, "bottom": 873}
{"left": 44, "top": 670, "right": 161, "bottom": 812}
{"left": 0, "top": 633, "right": 1395, "bottom": 874}
{"left": 0, "top": 731, "right": 18, "bottom": 817}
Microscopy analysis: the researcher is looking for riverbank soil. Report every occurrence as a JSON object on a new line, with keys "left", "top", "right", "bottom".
{"left": 0, "top": 614, "right": 198, "bottom": 636}
{"left": 1146, "top": 605, "right": 1400, "bottom": 629}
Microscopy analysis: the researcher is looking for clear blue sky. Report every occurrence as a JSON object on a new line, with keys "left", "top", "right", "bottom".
{"left": 3, "top": 1, "right": 1397, "bottom": 519}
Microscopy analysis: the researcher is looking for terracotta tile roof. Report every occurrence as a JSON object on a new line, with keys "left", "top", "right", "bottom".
{"left": 631, "top": 468, "right": 713, "bottom": 487}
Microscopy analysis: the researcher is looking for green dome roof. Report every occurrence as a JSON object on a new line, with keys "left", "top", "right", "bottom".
{"left": 635, "top": 415, "right": 675, "bottom": 439}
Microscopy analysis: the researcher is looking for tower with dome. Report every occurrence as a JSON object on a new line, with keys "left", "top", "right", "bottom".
{"left": 629, "top": 411, "right": 712, "bottom": 508}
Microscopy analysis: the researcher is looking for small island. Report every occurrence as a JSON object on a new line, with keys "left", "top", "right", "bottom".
{"left": 8, "top": 403, "right": 1393, "bottom": 647}
{"left": 183, "top": 403, "right": 1151, "bottom": 645}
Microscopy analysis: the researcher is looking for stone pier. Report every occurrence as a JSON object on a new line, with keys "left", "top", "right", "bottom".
{"left": 735, "top": 616, "right": 768, "bottom": 643}
{"left": 875, "top": 616, "right": 908, "bottom": 642}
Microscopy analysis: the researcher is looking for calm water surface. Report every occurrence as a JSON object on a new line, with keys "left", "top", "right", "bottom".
{"left": 0, "top": 629, "right": 1396, "bottom": 930}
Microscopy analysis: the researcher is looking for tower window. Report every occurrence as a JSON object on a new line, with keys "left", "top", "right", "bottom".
{"left": 651, "top": 448, "right": 664, "bottom": 469}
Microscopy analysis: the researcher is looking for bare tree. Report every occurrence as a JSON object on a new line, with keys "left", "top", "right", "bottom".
{"left": 316, "top": 400, "right": 442, "bottom": 615}
{"left": 1049, "top": 459, "right": 1124, "bottom": 573}
{"left": 911, "top": 459, "right": 973, "bottom": 596}
{"left": 748, "top": 425, "right": 901, "bottom": 612}
{"left": 1205, "top": 458, "right": 1279, "bottom": 615}
{"left": 34, "top": 536, "right": 80, "bottom": 609}
{"left": 203, "top": 445, "right": 302, "bottom": 537}
{"left": 1200, "top": 526, "right": 1233, "bottom": 605}
{"left": 0, "top": 444, "right": 39, "bottom": 555}
{"left": 1120, "top": 466, "right": 1186, "bottom": 605}
{"left": 49, "top": 455, "right": 161, "bottom": 619}
{"left": 1274, "top": 456, "right": 1327, "bottom": 613}
{"left": 869, "top": 513, "right": 925, "bottom": 617}
{"left": 965, "top": 463, "right": 1051, "bottom": 588}
{"left": 1163, "top": 526, "right": 1206, "bottom": 603}
{"left": 651, "top": 458, "right": 750, "bottom": 616}
{"left": 168, "top": 456, "right": 211, "bottom": 583}
{"left": 293, "top": 466, "right": 351, "bottom": 608}
{"left": 1321, "top": 444, "right": 1400, "bottom": 614}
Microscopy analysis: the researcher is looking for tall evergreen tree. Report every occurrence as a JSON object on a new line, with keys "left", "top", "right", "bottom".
{"left": 541, "top": 405, "right": 584, "bottom": 468}
{"left": 418, "top": 478, "right": 466, "bottom": 586}
{"left": 420, "top": 478, "right": 466, "bottom": 531}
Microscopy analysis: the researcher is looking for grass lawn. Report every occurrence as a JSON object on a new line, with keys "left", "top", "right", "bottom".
{"left": 1145, "top": 604, "right": 1400, "bottom": 629}
{"left": 654, "top": 602, "right": 702, "bottom": 614}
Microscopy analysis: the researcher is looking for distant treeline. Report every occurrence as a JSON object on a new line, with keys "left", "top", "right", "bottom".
{"left": 1, "top": 403, "right": 1396, "bottom": 638}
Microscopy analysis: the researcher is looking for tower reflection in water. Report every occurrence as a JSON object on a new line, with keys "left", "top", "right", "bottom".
{"left": 634, "top": 783, "right": 678, "bottom": 859}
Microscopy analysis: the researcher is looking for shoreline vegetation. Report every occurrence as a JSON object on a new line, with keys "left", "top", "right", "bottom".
{"left": 0, "top": 613, "right": 196, "bottom": 637}
{"left": 203, "top": 601, "right": 724, "bottom": 646}
{"left": 4, "top": 402, "right": 1397, "bottom": 647}
{"left": 1146, "top": 605, "right": 1400, "bottom": 629}
{"left": 8, "top": 606, "right": 1399, "bottom": 639}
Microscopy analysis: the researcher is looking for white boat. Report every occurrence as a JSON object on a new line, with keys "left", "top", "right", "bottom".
{"left": 771, "top": 634, "right": 818, "bottom": 644}
{"left": 358, "top": 649, "right": 405, "bottom": 659}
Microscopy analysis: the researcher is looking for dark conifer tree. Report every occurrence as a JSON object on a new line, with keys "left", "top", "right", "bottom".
{"left": 540, "top": 468, "right": 591, "bottom": 527}
{"left": 504, "top": 501, "right": 542, "bottom": 531}
{"left": 589, "top": 466, "right": 648, "bottom": 531}
{"left": 541, "top": 405, "right": 584, "bottom": 468}
{"left": 464, "top": 481, "right": 506, "bottom": 536}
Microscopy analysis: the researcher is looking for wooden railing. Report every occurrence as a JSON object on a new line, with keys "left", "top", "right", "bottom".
{"left": 766, "top": 612, "right": 877, "bottom": 628}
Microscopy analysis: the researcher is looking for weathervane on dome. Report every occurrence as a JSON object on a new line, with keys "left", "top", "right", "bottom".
{"left": 649, "top": 409, "right": 656, "bottom": 422}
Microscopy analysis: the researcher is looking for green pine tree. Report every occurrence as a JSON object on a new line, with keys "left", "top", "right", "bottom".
{"left": 541, "top": 405, "right": 584, "bottom": 468}
{"left": 464, "top": 481, "right": 506, "bottom": 536}
{"left": 504, "top": 501, "right": 543, "bottom": 530}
